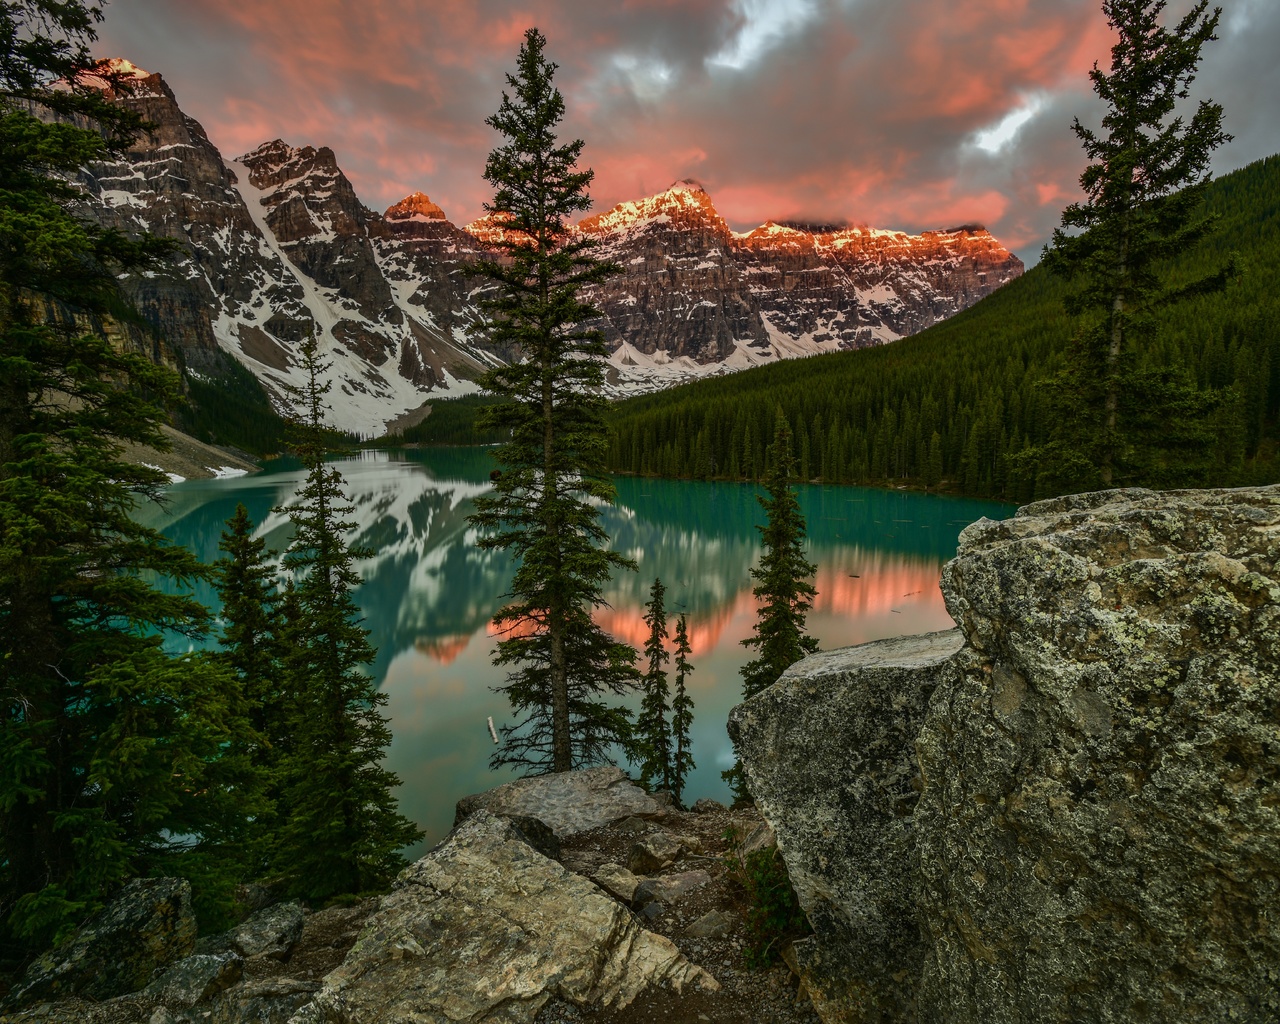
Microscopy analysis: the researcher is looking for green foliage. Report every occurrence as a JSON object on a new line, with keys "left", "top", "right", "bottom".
{"left": 468, "top": 28, "right": 638, "bottom": 774}
{"left": 270, "top": 338, "right": 421, "bottom": 900}
{"left": 604, "top": 155, "right": 1280, "bottom": 499}
{"left": 724, "top": 415, "right": 819, "bottom": 803}
{"left": 670, "top": 613, "right": 696, "bottom": 808}
{"left": 1029, "top": 0, "right": 1233, "bottom": 491}
{"left": 178, "top": 354, "right": 288, "bottom": 455}
{"left": 0, "top": 0, "right": 261, "bottom": 954}
{"left": 213, "top": 503, "right": 285, "bottom": 864}
{"left": 723, "top": 828, "right": 810, "bottom": 969}
{"left": 634, "top": 577, "right": 672, "bottom": 792}
{"left": 378, "top": 394, "right": 509, "bottom": 447}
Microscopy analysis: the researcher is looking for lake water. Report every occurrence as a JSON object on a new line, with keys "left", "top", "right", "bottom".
{"left": 135, "top": 447, "right": 1012, "bottom": 852}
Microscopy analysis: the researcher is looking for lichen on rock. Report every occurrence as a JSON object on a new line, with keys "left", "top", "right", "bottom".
{"left": 733, "top": 484, "right": 1280, "bottom": 1024}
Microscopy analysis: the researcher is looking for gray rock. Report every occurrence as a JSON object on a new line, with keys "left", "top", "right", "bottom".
{"left": 287, "top": 811, "right": 717, "bottom": 1024}
{"left": 913, "top": 484, "right": 1280, "bottom": 1023}
{"left": 144, "top": 952, "right": 243, "bottom": 1009}
{"left": 691, "top": 798, "right": 727, "bottom": 814}
{"left": 614, "top": 815, "right": 656, "bottom": 835}
{"left": 230, "top": 902, "right": 306, "bottom": 960}
{"left": 201, "top": 978, "right": 320, "bottom": 1024}
{"left": 0, "top": 996, "right": 148, "bottom": 1024}
{"left": 454, "top": 766, "right": 664, "bottom": 838}
{"left": 632, "top": 871, "right": 712, "bottom": 909}
{"left": 683, "top": 910, "right": 736, "bottom": 939}
{"left": 627, "top": 832, "right": 683, "bottom": 875}
{"left": 590, "top": 863, "right": 641, "bottom": 903}
{"left": 732, "top": 484, "right": 1280, "bottom": 1024}
{"left": 5, "top": 878, "right": 197, "bottom": 1006}
{"left": 730, "top": 629, "right": 962, "bottom": 1022}
{"left": 504, "top": 815, "right": 562, "bottom": 860}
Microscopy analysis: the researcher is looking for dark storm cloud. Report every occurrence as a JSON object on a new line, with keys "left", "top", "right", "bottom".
{"left": 96, "top": 0, "right": 1280, "bottom": 261}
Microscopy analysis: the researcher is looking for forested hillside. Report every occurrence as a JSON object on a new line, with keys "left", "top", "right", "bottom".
{"left": 604, "top": 156, "right": 1280, "bottom": 501}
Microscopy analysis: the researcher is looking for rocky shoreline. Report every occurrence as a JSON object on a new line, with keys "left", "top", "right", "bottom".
{"left": 0, "top": 769, "right": 820, "bottom": 1024}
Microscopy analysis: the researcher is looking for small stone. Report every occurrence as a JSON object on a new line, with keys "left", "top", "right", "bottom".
{"left": 691, "top": 798, "right": 726, "bottom": 814}
{"left": 144, "top": 951, "right": 243, "bottom": 1010}
{"left": 590, "top": 863, "right": 640, "bottom": 903}
{"left": 229, "top": 901, "right": 305, "bottom": 960}
{"left": 632, "top": 870, "right": 712, "bottom": 909}
{"left": 683, "top": 909, "right": 736, "bottom": 939}
{"left": 627, "top": 832, "right": 682, "bottom": 874}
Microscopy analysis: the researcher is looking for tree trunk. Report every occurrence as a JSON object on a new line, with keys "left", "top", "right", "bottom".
{"left": 543, "top": 356, "right": 571, "bottom": 773}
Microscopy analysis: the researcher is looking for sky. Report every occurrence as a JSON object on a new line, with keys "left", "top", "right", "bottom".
{"left": 97, "top": 0, "right": 1280, "bottom": 263}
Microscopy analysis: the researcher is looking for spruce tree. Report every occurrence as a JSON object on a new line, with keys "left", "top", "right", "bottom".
{"left": 1035, "top": 0, "right": 1233, "bottom": 491}
{"left": 0, "top": 0, "right": 259, "bottom": 950}
{"left": 215, "top": 504, "right": 283, "bottom": 742}
{"left": 273, "top": 338, "right": 421, "bottom": 900}
{"left": 670, "top": 613, "right": 697, "bottom": 809}
{"left": 636, "top": 578, "right": 672, "bottom": 792}
{"left": 468, "top": 28, "right": 637, "bottom": 774}
{"left": 724, "top": 413, "right": 819, "bottom": 801}
{"left": 213, "top": 504, "right": 286, "bottom": 862}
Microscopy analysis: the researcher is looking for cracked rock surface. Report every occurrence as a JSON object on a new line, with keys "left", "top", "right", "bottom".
{"left": 288, "top": 811, "right": 717, "bottom": 1024}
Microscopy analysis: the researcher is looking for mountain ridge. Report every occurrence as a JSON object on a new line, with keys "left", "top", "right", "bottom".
{"left": 71, "top": 61, "right": 1023, "bottom": 435}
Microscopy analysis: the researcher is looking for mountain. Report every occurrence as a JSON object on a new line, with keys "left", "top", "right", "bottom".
{"left": 71, "top": 60, "right": 1022, "bottom": 436}
{"left": 604, "top": 155, "right": 1280, "bottom": 497}
{"left": 73, "top": 60, "right": 498, "bottom": 437}
{"left": 578, "top": 181, "right": 1022, "bottom": 392}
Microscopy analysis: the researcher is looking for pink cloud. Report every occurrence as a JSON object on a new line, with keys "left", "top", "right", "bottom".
{"left": 95, "top": 0, "right": 1274, "bottom": 261}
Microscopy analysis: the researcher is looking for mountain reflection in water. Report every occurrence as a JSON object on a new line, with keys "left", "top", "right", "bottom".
{"left": 135, "top": 446, "right": 1011, "bottom": 850}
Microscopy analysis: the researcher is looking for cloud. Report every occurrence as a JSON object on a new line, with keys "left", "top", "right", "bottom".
{"left": 95, "top": 0, "right": 1279, "bottom": 261}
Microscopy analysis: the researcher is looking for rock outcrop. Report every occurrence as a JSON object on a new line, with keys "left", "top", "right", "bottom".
{"left": 4, "top": 878, "right": 197, "bottom": 1006}
{"left": 454, "top": 764, "right": 666, "bottom": 836}
{"left": 288, "top": 811, "right": 717, "bottom": 1024}
{"left": 732, "top": 485, "right": 1280, "bottom": 1024}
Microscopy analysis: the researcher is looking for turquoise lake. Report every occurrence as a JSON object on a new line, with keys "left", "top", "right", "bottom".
{"left": 135, "top": 447, "right": 1012, "bottom": 852}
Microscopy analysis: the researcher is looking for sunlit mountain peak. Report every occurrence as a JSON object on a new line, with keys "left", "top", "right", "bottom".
{"left": 386, "top": 192, "right": 448, "bottom": 222}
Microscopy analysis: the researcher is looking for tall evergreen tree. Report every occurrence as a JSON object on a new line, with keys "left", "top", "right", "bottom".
{"left": 273, "top": 338, "right": 421, "bottom": 900}
{"left": 468, "top": 27, "right": 637, "bottom": 774}
{"left": 212, "top": 504, "right": 285, "bottom": 862}
{"left": 635, "top": 577, "right": 672, "bottom": 792}
{"left": 0, "top": 1, "right": 258, "bottom": 950}
{"left": 214, "top": 504, "right": 282, "bottom": 741}
{"left": 670, "top": 613, "right": 696, "bottom": 809}
{"left": 1036, "top": 0, "right": 1233, "bottom": 491}
{"left": 724, "top": 413, "right": 819, "bottom": 801}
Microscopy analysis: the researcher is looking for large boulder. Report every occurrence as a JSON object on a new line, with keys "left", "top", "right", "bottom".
{"left": 729, "top": 629, "right": 965, "bottom": 1023}
{"left": 454, "top": 765, "right": 664, "bottom": 837}
{"left": 5, "top": 878, "right": 197, "bottom": 1006}
{"left": 288, "top": 811, "right": 717, "bottom": 1023}
{"left": 914, "top": 485, "right": 1280, "bottom": 1022}
{"left": 732, "top": 484, "right": 1280, "bottom": 1024}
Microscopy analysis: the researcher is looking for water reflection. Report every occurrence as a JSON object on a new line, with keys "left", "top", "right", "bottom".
{"left": 136, "top": 447, "right": 1010, "bottom": 850}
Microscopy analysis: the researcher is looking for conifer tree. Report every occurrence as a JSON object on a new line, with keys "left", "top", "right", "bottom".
{"left": 636, "top": 578, "right": 673, "bottom": 792}
{"left": 273, "top": 338, "right": 421, "bottom": 900}
{"left": 0, "top": 0, "right": 258, "bottom": 950}
{"left": 213, "top": 504, "right": 286, "bottom": 861}
{"left": 724, "top": 413, "right": 819, "bottom": 801}
{"left": 670, "top": 613, "right": 696, "bottom": 808}
{"left": 1035, "top": 0, "right": 1233, "bottom": 490}
{"left": 215, "top": 504, "right": 283, "bottom": 743}
{"left": 468, "top": 28, "right": 637, "bottom": 774}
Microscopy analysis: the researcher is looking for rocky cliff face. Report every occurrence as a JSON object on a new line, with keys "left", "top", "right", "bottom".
{"left": 731, "top": 484, "right": 1280, "bottom": 1024}
{"left": 72, "top": 61, "right": 499, "bottom": 436}
{"left": 73, "top": 61, "right": 1021, "bottom": 433}
{"left": 579, "top": 181, "right": 1023, "bottom": 391}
